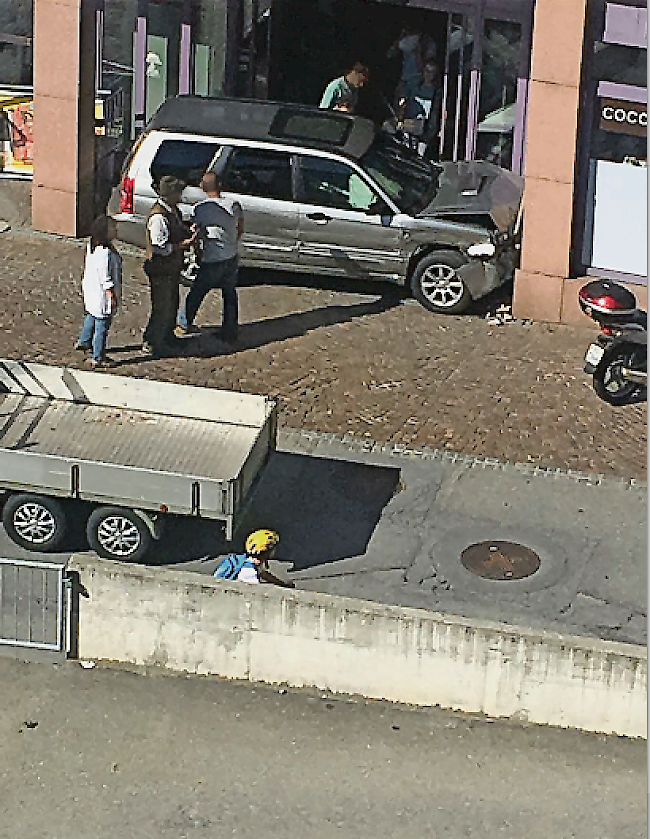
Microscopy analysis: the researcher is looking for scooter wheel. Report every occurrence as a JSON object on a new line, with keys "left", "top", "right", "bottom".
{"left": 593, "top": 346, "right": 645, "bottom": 406}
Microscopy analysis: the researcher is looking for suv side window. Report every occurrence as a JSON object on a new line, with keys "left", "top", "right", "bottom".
{"left": 223, "top": 148, "right": 293, "bottom": 201}
{"left": 297, "top": 155, "right": 381, "bottom": 213}
{"left": 150, "top": 139, "right": 221, "bottom": 188}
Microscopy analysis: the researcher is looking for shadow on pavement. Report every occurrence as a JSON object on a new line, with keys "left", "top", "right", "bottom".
{"left": 146, "top": 450, "right": 401, "bottom": 569}
{"left": 109, "top": 295, "right": 400, "bottom": 364}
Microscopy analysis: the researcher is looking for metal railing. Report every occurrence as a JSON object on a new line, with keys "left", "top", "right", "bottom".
{"left": 0, "top": 558, "right": 68, "bottom": 652}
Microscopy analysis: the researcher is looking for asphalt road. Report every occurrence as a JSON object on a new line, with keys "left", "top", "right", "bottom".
{"left": 0, "top": 656, "right": 645, "bottom": 839}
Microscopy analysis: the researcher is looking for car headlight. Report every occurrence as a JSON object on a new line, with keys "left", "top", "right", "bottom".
{"left": 467, "top": 242, "right": 496, "bottom": 257}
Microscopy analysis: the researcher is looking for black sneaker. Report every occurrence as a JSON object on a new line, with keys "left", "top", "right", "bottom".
{"left": 74, "top": 341, "right": 92, "bottom": 352}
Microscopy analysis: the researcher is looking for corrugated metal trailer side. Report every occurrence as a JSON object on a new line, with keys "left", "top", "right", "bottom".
{"left": 0, "top": 360, "right": 276, "bottom": 554}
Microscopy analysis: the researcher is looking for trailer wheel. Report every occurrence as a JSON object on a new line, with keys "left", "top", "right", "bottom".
{"left": 2, "top": 493, "right": 68, "bottom": 551}
{"left": 86, "top": 507, "right": 152, "bottom": 562}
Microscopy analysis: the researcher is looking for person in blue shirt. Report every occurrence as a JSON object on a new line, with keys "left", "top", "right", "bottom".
{"left": 214, "top": 530, "right": 295, "bottom": 588}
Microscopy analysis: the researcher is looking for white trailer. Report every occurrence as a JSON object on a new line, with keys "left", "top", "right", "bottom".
{"left": 0, "top": 359, "right": 276, "bottom": 561}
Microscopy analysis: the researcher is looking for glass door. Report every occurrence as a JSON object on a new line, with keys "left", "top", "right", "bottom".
{"left": 430, "top": 0, "right": 533, "bottom": 172}
{"left": 438, "top": 11, "right": 476, "bottom": 161}
{"left": 146, "top": 0, "right": 183, "bottom": 120}
{"left": 474, "top": 17, "right": 524, "bottom": 170}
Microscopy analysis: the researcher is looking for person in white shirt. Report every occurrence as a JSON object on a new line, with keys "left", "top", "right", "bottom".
{"left": 176, "top": 171, "right": 244, "bottom": 344}
{"left": 74, "top": 215, "right": 122, "bottom": 369}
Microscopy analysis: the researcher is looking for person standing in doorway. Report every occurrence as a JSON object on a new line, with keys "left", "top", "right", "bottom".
{"left": 388, "top": 26, "right": 425, "bottom": 102}
{"left": 74, "top": 215, "right": 122, "bottom": 370}
{"left": 142, "top": 175, "right": 197, "bottom": 358}
{"left": 176, "top": 171, "right": 243, "bottom": 344}
{"left": 319, "top": 62, "right": 369, "bottom": 113}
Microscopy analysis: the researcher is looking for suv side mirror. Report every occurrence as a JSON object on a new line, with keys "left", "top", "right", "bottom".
{"left": 366, "top": 199, "right": 393, "bottom": 224}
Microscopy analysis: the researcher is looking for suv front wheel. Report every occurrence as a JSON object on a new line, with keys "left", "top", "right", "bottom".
{"left": 410, "top": 250, "right": 472, "bottom": 315}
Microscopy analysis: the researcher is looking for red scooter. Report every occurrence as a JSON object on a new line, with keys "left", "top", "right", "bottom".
{"left": 579, "top": 280, "right": 647, "bottom": 406}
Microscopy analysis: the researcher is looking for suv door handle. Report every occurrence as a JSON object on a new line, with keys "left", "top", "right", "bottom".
{"left": 306, "top": 212, "right": 332, "bottom": 224}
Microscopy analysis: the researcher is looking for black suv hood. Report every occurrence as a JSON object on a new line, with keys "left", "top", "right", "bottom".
{"left": 418, "top": 160, "right": 523, "bottom": 232}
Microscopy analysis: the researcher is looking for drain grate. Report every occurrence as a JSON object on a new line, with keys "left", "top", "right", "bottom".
{"left": 460, "top": 541, "right": 541, "bottom": 581}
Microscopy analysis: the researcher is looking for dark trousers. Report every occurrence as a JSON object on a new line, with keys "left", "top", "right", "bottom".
{"left": 178, "top": 257, "right": 239, "bottom": 334}
{"left": 143, "top": 269, "right": 180, "bottom": 350}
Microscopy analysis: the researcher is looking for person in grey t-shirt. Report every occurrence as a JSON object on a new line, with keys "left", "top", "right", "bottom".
{"left": 176, "top": 171, "right": 244, "bottom": 344}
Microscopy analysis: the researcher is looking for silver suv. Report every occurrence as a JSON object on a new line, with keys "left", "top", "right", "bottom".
{"left": 109, "top": 96, "right": 522, "bottom": 315}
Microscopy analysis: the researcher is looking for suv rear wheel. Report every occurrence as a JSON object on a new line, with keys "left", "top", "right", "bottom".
{"left": 410, "top": 250, "right": 472, "bottom": 315}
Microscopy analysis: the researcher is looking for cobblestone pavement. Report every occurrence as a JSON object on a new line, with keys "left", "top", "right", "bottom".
{"left": 1, "top": 231, "right": 646, "bottom": 479}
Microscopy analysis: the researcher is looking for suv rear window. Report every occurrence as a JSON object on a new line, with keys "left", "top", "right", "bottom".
{"left": 150, "top": 139, "right": 221, "bottom": 188}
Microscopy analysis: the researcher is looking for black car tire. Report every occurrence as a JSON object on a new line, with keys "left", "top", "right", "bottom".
{"left": 86, "top": 506, "right": 152, "bottom": 562}
{"left": 593, "top": 345, "right": 646, "bottom": 406}
{"left": 410, "top": 250, "right": 472, "bottom": 315}
{"left": 2, "top": 493, "right": 68, "bottom": 552}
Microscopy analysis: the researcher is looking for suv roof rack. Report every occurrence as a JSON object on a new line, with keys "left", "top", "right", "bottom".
{"left": 145, "top": 95, "right": 376, "bottom": 158}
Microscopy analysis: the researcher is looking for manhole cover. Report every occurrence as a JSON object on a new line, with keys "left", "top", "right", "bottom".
{"left": 460, "top": 541, "right": 541, "bottom": 581}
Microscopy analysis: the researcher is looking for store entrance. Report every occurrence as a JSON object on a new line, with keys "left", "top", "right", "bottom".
{"left": 265, "top": 0, "right": 533, "bottom": 173}
{"left": 268, "top": 0, "right": 447, "bottom": 125}
{"left": 268, "top": 0, "right": 532, "bottom": 172}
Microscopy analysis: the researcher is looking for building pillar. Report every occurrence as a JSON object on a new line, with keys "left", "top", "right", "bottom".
{"left": 512, "top": 0, "right": 589, "bottom": 323}
{"left": 32, "top": 0, "right": 96, "bottom": 236}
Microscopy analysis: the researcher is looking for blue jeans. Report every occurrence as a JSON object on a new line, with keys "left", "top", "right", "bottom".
{"left": 77, "top": 313, "right": 112, "bottom": 361}
{"left": 178, "top": 257, "right": 239, "bottom": 333}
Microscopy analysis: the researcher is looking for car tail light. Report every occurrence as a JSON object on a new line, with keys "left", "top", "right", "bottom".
{"left": 118, "top": 175, "right": 134, "bottom": 214}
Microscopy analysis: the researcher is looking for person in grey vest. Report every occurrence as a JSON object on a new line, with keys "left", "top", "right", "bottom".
{"left": 176, "top": 171, "right": 243, "bottom": 344}
{"left": 142, "top": 175, "right": 196, "bottom": 358}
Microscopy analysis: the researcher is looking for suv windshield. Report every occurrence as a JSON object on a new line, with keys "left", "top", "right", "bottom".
{"left": 360, "top": 136, "right": 441, "bottom": 215}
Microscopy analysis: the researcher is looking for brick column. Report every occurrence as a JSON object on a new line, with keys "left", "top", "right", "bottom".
{"left": 512, "top": 0, "right": 589, "bottom": 323}
{"left": 32, "top": 0, "right": 96, "bottom": 236}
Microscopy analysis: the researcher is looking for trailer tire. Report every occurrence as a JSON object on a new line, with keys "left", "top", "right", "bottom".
{"left": 2, "top": 493, "right": 68, "bottom": 551}
{"left": 86, "top": 506, "right": 152, "bottom": 562}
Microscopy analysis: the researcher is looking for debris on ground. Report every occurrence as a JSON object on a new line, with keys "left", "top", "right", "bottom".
{"left": 485, "top": 304, "right": 516, "bottom": 326}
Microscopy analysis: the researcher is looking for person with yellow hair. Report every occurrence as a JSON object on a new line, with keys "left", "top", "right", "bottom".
{"left": 213, "top": 529, "right": 294, "bottom": 588}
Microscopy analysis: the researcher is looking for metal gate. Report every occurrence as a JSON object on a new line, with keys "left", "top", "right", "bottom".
{"left": 0, "top": 558, "right": 69, "bottom": 653}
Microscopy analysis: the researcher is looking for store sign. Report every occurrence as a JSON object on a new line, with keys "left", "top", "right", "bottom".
{"left": 600, "top": 98, "right": 647, "bottom": 136}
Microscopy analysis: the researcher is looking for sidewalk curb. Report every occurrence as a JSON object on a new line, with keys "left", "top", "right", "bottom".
{"left": 278, "top": 427, "right": 647, "bottom": 489}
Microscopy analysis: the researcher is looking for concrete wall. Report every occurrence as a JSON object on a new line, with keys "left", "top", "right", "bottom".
{"left": 68, "top": 556, "right": 647, "bottom": 739}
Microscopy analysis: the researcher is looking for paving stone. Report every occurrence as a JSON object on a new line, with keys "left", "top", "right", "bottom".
{"left": 1, "top": 231, "right": 645, "bottom": 481}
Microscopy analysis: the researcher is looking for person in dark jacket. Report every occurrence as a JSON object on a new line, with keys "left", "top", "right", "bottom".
{"left": 142, "top": 175, "right": 196, "bottom": 357}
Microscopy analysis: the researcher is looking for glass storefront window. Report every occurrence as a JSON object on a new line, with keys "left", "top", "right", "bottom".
{"left": 0, "top": 0, "right": 33, "bottom": 86}
{"left": 102, "top": 0, "right": 138, "bottom": 142}
{"left": 582, "top": 15, "right": 647, "bottom": 280}
{"left": 147, "top": 0, "right": 183, "bottom": 119}
{"left": 592, "top": 41, "right": 647, "bottom": 87}
{"left": 475, "top": 18, "right": 521, "bottom": 169}
{"left": 193, "top": 0, "right": 228, "bottom": 96}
